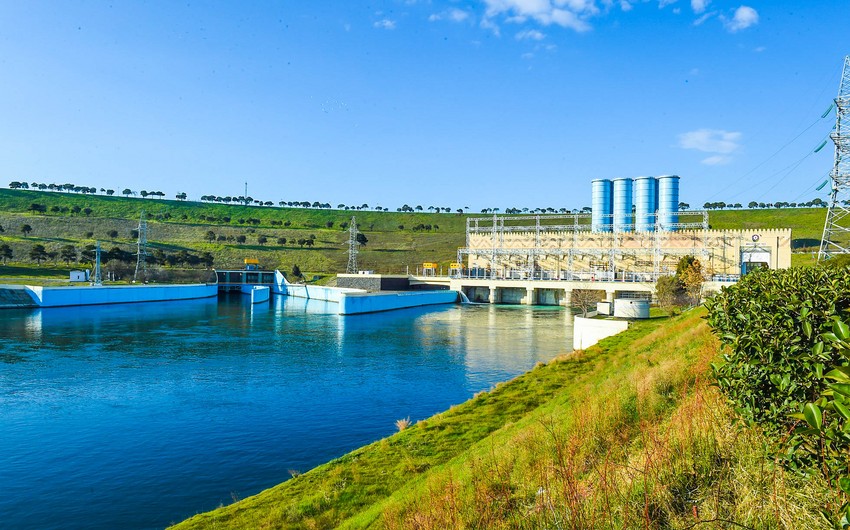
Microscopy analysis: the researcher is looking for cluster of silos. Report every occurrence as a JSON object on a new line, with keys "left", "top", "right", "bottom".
{"left": 591, "top": 175, "right": 680, "bottom": 232}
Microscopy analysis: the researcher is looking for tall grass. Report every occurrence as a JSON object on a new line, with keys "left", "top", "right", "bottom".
{"left": 171, "top": 310, "right": 835, "bottom": 530}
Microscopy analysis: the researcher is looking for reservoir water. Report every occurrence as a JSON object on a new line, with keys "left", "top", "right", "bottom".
{"left": 0, "top": 295, "right": 573, "bottom": 530}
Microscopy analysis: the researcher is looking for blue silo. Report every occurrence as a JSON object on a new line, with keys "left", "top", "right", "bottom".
{"left": 657, "top": 175, "right": 680, "bottom": 231}
{"left": 591, "top": 179, "right": 613, "bottom": 232}
{"left": 634, "top": 176, "right": 658, "bottom": 232}
{"left": 612, "top": 178, "right": 634, "bottom": 232}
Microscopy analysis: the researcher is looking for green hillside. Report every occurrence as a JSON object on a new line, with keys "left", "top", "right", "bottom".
{"left": 0, "top": 189, "right": 468, "bottom": 278}
{"left": 171, "top": 309, "right": 832, "bottom": 529}
{"left": 0, "top": 188, "right": 830, "bottom": 277}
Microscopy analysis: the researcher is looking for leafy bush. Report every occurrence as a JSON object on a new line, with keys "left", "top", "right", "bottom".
{"left": 706, "top": 266, "right": 850, "bottom": 475}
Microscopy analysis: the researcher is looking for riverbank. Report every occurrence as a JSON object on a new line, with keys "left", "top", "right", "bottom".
{"left": 171, "top": 308, "right": 832, "bottom": 529}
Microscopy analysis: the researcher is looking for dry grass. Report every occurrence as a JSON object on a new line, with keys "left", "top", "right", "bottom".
{"left": 395, "top": 418, "right": 412, "bottom": 432}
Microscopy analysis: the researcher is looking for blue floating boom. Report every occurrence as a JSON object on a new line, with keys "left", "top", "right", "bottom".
{"left": 816, "top": 179, "right": 829, "bottom": 191}
{"left": 815, "top": 139, "right": 829, "bottom": 153}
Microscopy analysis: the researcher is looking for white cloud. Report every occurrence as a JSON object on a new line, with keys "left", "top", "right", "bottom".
{"left": 691, "top": 0, "right": 708, "bottom": 13}
{"left": 620, "top": 1, "right": 633, "bottom": 12}
{"left": 723, "top": 5, "right": 759, "bottom": 32}
{"left": 754, "top": 45, "right": 766, "bottom": 52}
{"left": 429, "top": 8, "right": 470, "bottom": 22}
{"left": 701, "top": 155, "right": 733, "bottom": 165}
{"left": 521, "top": 52, "right": 535, "bottom": 60}
{"left": 480, "top": 16, "right": 502, "bottom": 36}
{"left": 693, "top": 11, "right": 716, "bottom": 25}
{"left": 516, "top": 28, "right": 546, "bottom": 40}
{"left": 658, "top": 0, "right": 678, "bottom": 7}
{"left": 678, "top": 129, "right": 742, "bottom": 165}
{"left": 373, "top": 19, "right": 396, "bottom": 30}
{"left": 482, "top": 0, "right": 593, "bottom": 32}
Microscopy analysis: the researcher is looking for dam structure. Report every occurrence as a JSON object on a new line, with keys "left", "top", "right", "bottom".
{"left": 450, "top": 176, "right": 792, "bottom": 305}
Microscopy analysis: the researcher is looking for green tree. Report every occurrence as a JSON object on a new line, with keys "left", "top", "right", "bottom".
{"left": 276, "top": 237, "right": 287, "bottom": 245}
{"left": 297, "top": 238, "right": 306, "bottom": 248}
{"left": 205, "top": 231, "right": 216, "bottom": 243}
{"left": 356, "top": 233, "right": 368, "bottom": 247}
{"left": 29, "top": 244, "right": 48, "bottom": 265}
{"left": 0, "top": 243, "right": 12, "bottom": 264}
{"left": 291, "top": 264, "right": 302, "bottom": 280}
{"left": 304, "top": 239, "right": 314, "bottom": 248}
{"left": 108, "top": 230, "right": 118, "bottom": 238}
{"left": 236, "top": 235, "right": 247, "bottom": 244}
{"left": 20, "top": 224, "right": 32, "bottom": 237}
{"left": 654, "top": 275, "right": 682, "bottom": 313}
{"left": 679, "top": 259, "right": 704, "bottom": 304}
{"left": 257, "top": 235, "right": 268, "bottom": 245}
{"left": 60, "top": 244, "right": 77, "bottom": 264}
{"left": 80, "top": 245, "right": 96, "bottom": 264}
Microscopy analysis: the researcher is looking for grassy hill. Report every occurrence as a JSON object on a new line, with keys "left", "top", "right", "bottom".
{"left": 0, "top": 189, "right": 468, "bottom": 278}
{"left": 0, "top": 188, "right": 831, "bottom": 277}
{"left": 170, "top": 308, "right": 832, "bottom": 529}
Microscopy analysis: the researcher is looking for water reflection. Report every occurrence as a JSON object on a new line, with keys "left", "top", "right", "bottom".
{"left": 0, "top": 295, "right": 573, "bottom": 530}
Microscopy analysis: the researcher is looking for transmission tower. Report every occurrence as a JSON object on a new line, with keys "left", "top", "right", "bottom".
{"left": 819, "top": 55, "right": 850, "bottom": 261}
{"left": 134, "top": 211, "right": 149, "bottom": 282}
{"left": 93, "top": 241, "right": 103, "bottom": 286}
{"left": 346, "top": 216, "right": 358, "bottom": 273}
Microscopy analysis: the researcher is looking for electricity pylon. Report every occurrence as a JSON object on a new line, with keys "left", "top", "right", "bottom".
{"left": 819, "top": 55, "right": 850, "bottom": 261}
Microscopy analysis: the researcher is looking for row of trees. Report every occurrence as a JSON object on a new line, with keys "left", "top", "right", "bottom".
{"left": 10, "top": 181, "right": 836, "bottom": 216}
{"left": 9, "top": 181, "right": 104, "bottom": 194}
{"left": 0, "top": 242, "right": 215, "bottom": 269}
{"left": 703, "top": 198, "right": 828, "bottom": 210}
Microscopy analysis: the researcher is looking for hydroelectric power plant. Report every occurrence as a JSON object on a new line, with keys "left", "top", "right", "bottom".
{"left": 450, "top": 175, "right": 791, "bottom": 305}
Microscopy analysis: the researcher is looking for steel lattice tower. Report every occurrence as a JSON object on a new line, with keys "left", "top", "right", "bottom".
{"left": 819, "top": 55, "right": 850, "bottom": 261}
{"left": 134, "top": 212, "right": 149, "bottom": 282}
{"left": 346, "top": 216, "right": 358, "bottom": 274}
{"left": 93, "top": 241, "right": 103, "bottom": 286}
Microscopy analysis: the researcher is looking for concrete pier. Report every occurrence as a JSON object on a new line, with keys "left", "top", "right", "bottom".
{"left": 450, "top": 278, "right": 655, "bottom": 306}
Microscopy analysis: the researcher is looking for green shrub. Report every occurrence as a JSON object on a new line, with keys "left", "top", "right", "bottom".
{"left": 706, "top": 266, "right": 850, "bottom": 475}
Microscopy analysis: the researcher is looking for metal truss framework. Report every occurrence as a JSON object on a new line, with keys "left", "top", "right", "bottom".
{"left": 457, "top": 212, "right": 712, "bottom": 282}
{"left": 820, "top": 55, "right": 850, "bottom": 261}
{"left": 346, "top": 216, "right": 358, "bottom": 274}
{"left": 133, "top": 212, "right": 149, "bottom": 283}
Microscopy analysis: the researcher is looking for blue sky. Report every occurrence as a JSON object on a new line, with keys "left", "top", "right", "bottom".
{"left": 0, "top": 1, "right": 847, "bottom": 211}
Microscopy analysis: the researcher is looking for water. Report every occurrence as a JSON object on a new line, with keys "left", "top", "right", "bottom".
{"left": 0, "top": 295, "right": 573, "bottom": 530}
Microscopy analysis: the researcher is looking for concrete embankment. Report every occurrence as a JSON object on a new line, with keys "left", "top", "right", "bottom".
{"left": 23, "top": 283, "right": 218, "bottom": 308}
{"left": 338, "top": 290, "right": 460, "bottom": 315}
{"left": 273, "top": 270, "right": 460, "bottom": 315}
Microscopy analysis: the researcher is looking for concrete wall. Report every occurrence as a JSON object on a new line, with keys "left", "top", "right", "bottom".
{"left": 336, "top": 274, "right": 411, "bottom": 291}
{"left": 338, "top": 290, "right": 459, "bottom": 315}
{"left": 0, "top": 286, "right": 37, "bottom": 308}
{"left": 274, "top": 270, "right": 364, "bottom": 302}
{"left": 27, "top": 283, "right": 218, "bottom": 308}
{"left": 250, "top": 286, "right": 270, "bottom": 304}
{"left": 573, "top": 316, "right": 629, "bottom": 350}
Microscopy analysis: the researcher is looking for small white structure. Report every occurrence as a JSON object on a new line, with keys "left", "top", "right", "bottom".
{"left": 596, "top": 301, "right": 612, "bottom": 316}
{"left": 70, "top": 270, "right": 88, "bottom": 282}
{"left": 573, "top": 316, "right": 629, "bottom": 350}
{"left": 613, "top": 298, "right": 650, "bottom": 319}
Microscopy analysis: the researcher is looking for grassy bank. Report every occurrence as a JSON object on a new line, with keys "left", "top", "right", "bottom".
{"left": 171, "top": 309, "right": 833, "bottom": 529}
